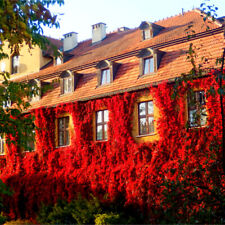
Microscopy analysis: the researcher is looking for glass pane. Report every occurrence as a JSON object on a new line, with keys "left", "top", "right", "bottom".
{"left": 104, "top": 110, "right": 109, "bottom": 122}
{"left": 65, "top": 117, "right": 69, "bottom": 128}
{"left": 200, "top": 108, "right": 207, "bottom": 126}
{"left": 139, "top": 102, "right": 146, "bottom": 116}
{"left": 0, "top": 136, "right": 4, "bottom": 155}
{"left": 68, "top": 77, "right": 73, "bottom": 93}
{"left": 148, "top": 117, "right": 154, "bottom": 134}
{"left": 189, "top": 109, "right": 197, "bottom": 127}
{"left": 104, "top": 124, "right": 108, "bottom": 140}
{"left": 140, "top": 118, "right": 147, "bottom": 135}
{"left": 144, "top": 29, "right": 150, "bottom": 40}
{"left": 59, "top": 118, "right": 64, "bottom": 130}
{"left": 148, "top": 101, "right": 154, "bottom": 114}
{"left": 144, "top": 58, "right": 150, "bottom": 74}
{"left": 149, "top": 57, "right": 154, "bottom": 73}
{"left": 66, "top": 130, "right": 70, "bottom": 145}
{"left": 59, "top": 132, "right": 63, "bottom": 146}
{"left": 101, "top": 69, "right": 110, "bottom": 85}
{"left": 97, "top": 125, "right": 103, "bottom": 140}
{"left": 198, "top": 91, "right": 205, "bottom": 105}
{"left": 64, "top": 78, "right": 68, "bottom": 93}
{"left": 97, "top": 111, "right": 102, "bottom": 123}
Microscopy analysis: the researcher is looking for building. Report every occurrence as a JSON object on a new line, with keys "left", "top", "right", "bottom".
{"left": 0, "top": 9, "right": 224, "bottom": 219}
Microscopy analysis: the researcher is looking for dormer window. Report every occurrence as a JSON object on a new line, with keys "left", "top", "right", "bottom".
{"left": 60, "top": 70, "right": 76, "bottom": 95}
{"left": 137, "top": 48, "right": 164, "bottom": 77}
{"left": 11, "top": 55, "right": 19, "bottom": 74}
{"left": 139, "top": 21, "right": 164, "bottom": 41}
{"left": 29, "top": 79, "right": 41, "bottom": 102}
{"left": 96, "top": 60, "right": 120, "bottom": 86}
{"left": 55, "top": 57, "right": 63, "bottom": 66}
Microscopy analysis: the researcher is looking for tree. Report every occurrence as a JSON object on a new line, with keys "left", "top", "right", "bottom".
{"left": 0, "top": 0, "right": 64, "bottom": 149}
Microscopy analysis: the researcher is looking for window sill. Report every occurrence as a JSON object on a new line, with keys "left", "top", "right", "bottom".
{"left": 136, "top": 133, "right": 156, "bottom": 138}
{"left": 60, "top": 92, "right": 73, "bottom": 97}
{"left": 95, "top": 139, "right": 108, "bottom": 143}
{"left": 138, "top": 72, "right": 156, "bottom": 78}
{"left": 96, "top": 83, "right": 112, "bottom": 88}
{"left": 188, "top": 125, "right": 208, "bottom": 130}
{"left": 56, "top": 144, "right": 70, "bottom": 149}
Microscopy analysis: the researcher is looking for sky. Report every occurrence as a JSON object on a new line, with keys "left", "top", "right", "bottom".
{"left": 43, "top": 0, "right": 225, "bottom": 42}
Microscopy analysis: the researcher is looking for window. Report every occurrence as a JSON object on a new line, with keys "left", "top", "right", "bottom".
{"left": 143, "top": 29, "right": 151, "bottom": 40}
{"left": 29, "top": 79, "right": 41, "bottom": 102}
{"left": 11, "top": 55, "right": 19, "bottom": 74}
{"left": 24, "top": 130, "right": 35, "bottom": 152}
{"left": 58, "top": 116, "right": 70, "bottom": 146}
{"left": 60, "top": 70, "right": 75, "bottom": 95}
{"left": 96, "top": 110, "right": 109, "bottom": 141}
{"left": 188, "top": 91, "right": 207, "bottom": 127}
{"left": 139, "top": 21, "right": 164, "bottom": 41}
{"left": 63, "top": 76, "right": 73, "bottom": 94}
{"left": 138, "top": 101, "right": 154, "bottom": 135}
{"left": 101, "top": 68, "right": 110, "bottom": 85}
{"left": 1, "top": 62, "right": 5, "bottom": 72}
{"left": 0, "top": 136, "right": 5, "bottom": 155}
{"left": 143, "top": 57, "right": 154, "bottom": 75}
{"left": 96, "top": 60, "right": 120, "bottom": 86}
{"left": 137, "top": 48, "right": 164, "bottom": 77}
{"left": 55, "top": 57, "right": 63, "bottom": 65}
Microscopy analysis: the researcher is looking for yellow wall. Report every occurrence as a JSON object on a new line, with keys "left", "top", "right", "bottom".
{"left": 0, "top": 42, "right": 51, "bottom": 78}
{"left": 132, "top": 91, "right": 160, "bottom": 143}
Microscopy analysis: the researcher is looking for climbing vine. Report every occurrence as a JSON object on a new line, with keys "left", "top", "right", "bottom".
{"left": 0, "top": 73, "right": 224, "bottom": 221}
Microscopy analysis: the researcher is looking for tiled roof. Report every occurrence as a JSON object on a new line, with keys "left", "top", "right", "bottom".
{"left": 13, "top": 9, "right": 225, "bottom": 109}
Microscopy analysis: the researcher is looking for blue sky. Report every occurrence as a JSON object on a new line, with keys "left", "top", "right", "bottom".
{"left": 43, "top": 0, "right": 225, "bottom": 41}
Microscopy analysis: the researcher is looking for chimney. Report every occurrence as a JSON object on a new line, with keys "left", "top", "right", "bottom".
{"left": 92, "top": 23, "right": 106, "bottom": 44}
{"left": 63, "top": 32, "right": 78, "bottom": 52}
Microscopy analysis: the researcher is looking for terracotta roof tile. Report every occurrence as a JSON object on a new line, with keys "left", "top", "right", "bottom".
{"left": 13, "top": 10, "right": 224, "bottom": 109}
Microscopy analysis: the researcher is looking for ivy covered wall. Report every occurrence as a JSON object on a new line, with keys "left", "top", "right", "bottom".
{"left": 0, "top": 75, "right": 224, "bottom": 219}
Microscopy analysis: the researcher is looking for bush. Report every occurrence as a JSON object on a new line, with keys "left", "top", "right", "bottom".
{"left": 0, "top": 212, "right": 7, "bottom": 225}
{"left": 37, "top": 194, "right": 144, "bottom": 224}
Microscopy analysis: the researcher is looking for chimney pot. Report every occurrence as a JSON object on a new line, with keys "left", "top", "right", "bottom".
{"left": 63, "top": 32, "right": 78, "bottom": 52}
{"left": 92, "top": 23, "right": 106, "bottom": 44}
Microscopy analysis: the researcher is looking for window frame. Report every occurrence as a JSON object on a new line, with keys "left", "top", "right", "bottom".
{"left": 59, "top": 70, "right": 75, "bottom": 95}
{"left": 137, "top": 48, "right": 164, "bottom": 77}
{"left": 96, "top": 60, "right": 120, "bottom": 87}
{"left": 0, "top": 136, "right": 5, "bottom": 155}
{"left": 188, "top": 90, "right": 207, "bottom": 128}
{"left": 96, "top": 109, "right": 109, "bottom": 141}
{"left": 138, "top": 101, "right": 154, "bottom": 136}
{"left": 58, "top": 116, "right": 70, "bottom": 147}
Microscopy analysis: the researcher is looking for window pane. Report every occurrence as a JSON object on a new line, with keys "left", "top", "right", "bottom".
{"left": 97, "top": 125, "right": 103, "bottom": 140}
{"left": 97, "top": 111, "right": 102, "bottom": 123}
{"left": 64, "top": 78, "right": 68, "bottom": 93}
{"left": 59, "top": 131, "right": 63, "bottom": 146}
{"left": 189, "top": 109, "right": 197, "bottom": 127}
{"left": 104, "top": 110, "right": 109, "bottom": 122}
{"left": 148, "top": 117, "right": 154, "bottom": 133}
{"left": 144, "top": 58, "right": 150, "bottom": 75}
{"left": 139, "top": 102, "right": 146, "bottom": 116}
{"left": 140, "top": 118, "right": 147, "bottom": 135}
{"left": 143, "top": 29, "right": 150, "bottom": 40}
{"left": 143, "top": 57, "right": 154, "bottom": 74}
{"left": 104, "top": 124, "right": 108, "bottom": 140}
{"left": 67, "top": 77, "right": 73, "bottom": 93}
{"left": 101, "top": 69, "right": 110, "bottom": 85}
{"left": 200, "top": 108, "right": 207, "bottom": 126}
{"left": 65, "top": 130, "right": 69, "bottom": 145}
{"left": 148, "top": 101, "right": 154, "bottom": 114}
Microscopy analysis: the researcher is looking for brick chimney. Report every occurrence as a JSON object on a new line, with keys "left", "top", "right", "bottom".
{"left": 63, "top": 32, "right": 78, "bottom": 52}
{"left": 92, "top": 23, "right": 106, "bottom": 44}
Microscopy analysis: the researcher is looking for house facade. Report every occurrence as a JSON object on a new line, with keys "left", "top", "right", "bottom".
{"left": 0, "top": 9, "right": 225, "bottom": 219}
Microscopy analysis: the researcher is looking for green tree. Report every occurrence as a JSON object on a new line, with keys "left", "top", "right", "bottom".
{"left": 0, "top": 0, "right": 64, "bottom": 148}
